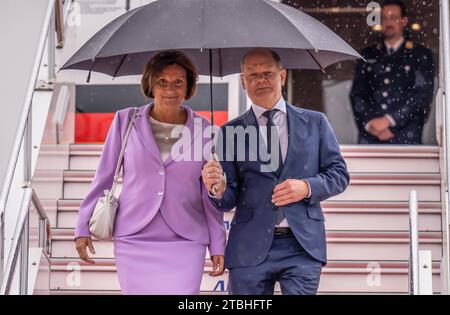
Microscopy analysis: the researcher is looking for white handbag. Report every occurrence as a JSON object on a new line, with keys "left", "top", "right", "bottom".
{"left": 88, "top": 107, "right": 138, "bottom": 240}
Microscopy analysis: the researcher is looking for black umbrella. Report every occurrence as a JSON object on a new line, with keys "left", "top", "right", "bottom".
{"left": 61, "top": 0, "right": 362, "bottom": 149}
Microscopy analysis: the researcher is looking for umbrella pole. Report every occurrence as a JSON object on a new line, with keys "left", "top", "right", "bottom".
{"left": 209, "top": 49, "right": 221, "bottom": 194}
{"left": 209, "top": 49, "right": 215, "bottom": 154}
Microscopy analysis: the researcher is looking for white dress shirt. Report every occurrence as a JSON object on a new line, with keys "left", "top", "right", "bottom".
{"left": 385, "top": 36, "right": 405, "bottom": 55}
{"left": 209, "top": 98, "right": 312, "bottom": 227}
{"left": 251, "top": 98, "right": 310, "bottom": 227}
{"left": 251, "top": 97, "right": 289, "bottom": 163}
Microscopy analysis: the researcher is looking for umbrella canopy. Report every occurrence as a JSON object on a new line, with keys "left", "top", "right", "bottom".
{"left": 60, "top": 0, "right": 362, "bottom": 78}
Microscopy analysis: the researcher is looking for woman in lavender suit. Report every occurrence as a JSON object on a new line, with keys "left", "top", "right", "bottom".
{"left": 74, "top": 51, "right": 226, "bottom": 295}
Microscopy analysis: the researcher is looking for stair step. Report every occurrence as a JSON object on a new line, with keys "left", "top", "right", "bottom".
{"left": 56, "top": 199, "right": 443, "bottom": 232}
{"left": 49, "top": 258, "right": 442, "bottom": 294}
{"left": 69, "top": 144, "right": 440, "bottom": 174}
{"left": 50, "top": 258, "right": 228, "bottom": 293}
{"left": 49, "top": 289, "right": 230, "bottom": 295}
{"left": 50, "top": 290, "right": 122, "bottom": 295}
{"left": 53, "top": 145, "right": 443, "bottom": 294}
{"left": 48, "top": 289, "right": 414, "bottom": 295}
{"left": 62, "top": 171, "right": 442, "bottom": 201}
{"left": 51, "top": 228, "right": 443, "bottom": 262}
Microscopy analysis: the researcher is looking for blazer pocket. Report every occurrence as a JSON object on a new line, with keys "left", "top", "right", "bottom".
{"left": 306, "top": 204, "right": 325, "bottom": 221}
{"left": 233, "top": 208, "right": 254, "bottom": 224}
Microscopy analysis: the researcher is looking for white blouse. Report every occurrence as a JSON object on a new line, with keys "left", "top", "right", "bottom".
{"left": 149, "top": 115, "right": 184, "bottom": 162}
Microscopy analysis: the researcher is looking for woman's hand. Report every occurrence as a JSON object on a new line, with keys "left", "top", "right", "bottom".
{"left": 209, "top": 255, "right": 225, "bottom": 277}
{"left": 202, "top": 160, "right": 226, "bottom": 198}
{"left": 75, "top": 237, "right": 96, "bottom": 264}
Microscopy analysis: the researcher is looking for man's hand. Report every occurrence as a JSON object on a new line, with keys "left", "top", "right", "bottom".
{"left": 209, "top": 255, "right": 225, "bottom": 277}
{"left": 367, "top": 116, "right": 392, "bottom": 136}
{"left": 377, "top": 129, "right": 395, "bottom": 141}
{"left": 272, "top": 179, "right": 310, "bottom": 207}
{"left": 202, "top": 159, "right": 226, "bottom": 198}
{"left": 75, "top": 237, "right": 96, "bottom": 264}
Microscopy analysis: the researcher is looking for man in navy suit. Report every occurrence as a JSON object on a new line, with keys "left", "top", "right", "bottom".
{"left": 350, "top": 0, "right": 435, "bottom": 145}
{"left": 202, "top": 48, "right": 349, "bottom": 295}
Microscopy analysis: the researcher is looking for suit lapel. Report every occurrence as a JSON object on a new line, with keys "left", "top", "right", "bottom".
{"left": 134, "top": 103, "right": 207, "bottom": 167}
{"left": 243, "top": 104, "right": 310, "bottom": 178}
{"left": 164, "top": 105, "right": 200, "bottom": 167}
{"left": 134, "top": 103, "right": 162, "bottom": 164}
{"left": 242, "top": 107, "right": 259, "bottom": 127}
{"left": 242, "top": 107, "right": 269, "bottom": 158}
{"left": 280, "top": 104, "right": 309, "bottom": 179}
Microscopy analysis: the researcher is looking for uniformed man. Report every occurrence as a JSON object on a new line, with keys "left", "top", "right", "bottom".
{"left": 350, "top": 0, "right": 435, "bottom": 145}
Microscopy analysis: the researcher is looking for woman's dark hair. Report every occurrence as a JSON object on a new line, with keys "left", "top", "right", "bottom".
{"left": 141, "top": 50, "right": 198, "bottom": 100}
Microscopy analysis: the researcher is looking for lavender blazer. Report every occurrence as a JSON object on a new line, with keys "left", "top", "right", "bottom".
{"left": 75, "top": 103, "right": 226, "bottom": 256}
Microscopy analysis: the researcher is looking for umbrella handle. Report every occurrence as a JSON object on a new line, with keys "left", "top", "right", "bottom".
{"left": 211, "top": 153, "right": 222, "bottom": 195}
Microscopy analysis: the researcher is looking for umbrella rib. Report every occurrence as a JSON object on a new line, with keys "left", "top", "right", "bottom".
{"left": 112, "top": 54, "right": 128, "bottom": 79}
{"left": 261, "top": 0, "right": 316, "bottom": 50}
{"left": 263, "top": 0, "right": 361, "bottom": 61}
{"left": 306, "top": 49, "right": 326, "bottom": 73}
{"left": 61, "top": 7, "right": 141, "bottom": 71}
{"left": 94, "top": 8, "right": 142, "bottom": 59}
{"left": 86, "top": 58, "right": 97, "bottom": 83}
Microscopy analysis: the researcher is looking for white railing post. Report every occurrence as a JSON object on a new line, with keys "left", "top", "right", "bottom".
{"left": 409, "top": 190, "right": 420, "bottom": 295}
{"left": 19, "top": 103, "right": 32, "bottom": 295}
{"left": 19, "top": 214, "right": 29, "bottom": 295}
{"left": 441, "top": 0, "right": 450, "bottom": 295}
{"left": 24, "top": 106, "right": 32, "bottom": 185}
{"left": 0, "top": 211, "right": 3, "bottom": 282}
{"left": 419, "top": 250, "right": 434, "bottom": 295}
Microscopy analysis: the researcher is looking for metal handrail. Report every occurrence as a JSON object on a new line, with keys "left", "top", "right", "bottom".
{"left": 409, "top": 190, "right": 420, "bottom": 295}
{"left": 0, "top": 0, "right": 56, "bottom": 294}
{"left": 32, "top": 190, "right": 51, "bottom": 254}
{"left": 0, "top": 187, "right": 51, "bottom": 295}
{"left": 48, "top": 2, "right": 56, "bottom": 82}
{"left": 0, "top": 0, "right": 55, "bottom": 231}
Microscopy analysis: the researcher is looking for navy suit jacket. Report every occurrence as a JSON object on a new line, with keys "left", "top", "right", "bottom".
{"left": 210, "top": 103, "right": 350, "bottom": 268}
{"left": 350, "top": 41, "right": 435, "bottom": 145}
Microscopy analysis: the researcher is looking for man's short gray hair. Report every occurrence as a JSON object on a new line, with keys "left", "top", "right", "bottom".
{"left": 240, "top": 48, "right": 284, "bottom": 71}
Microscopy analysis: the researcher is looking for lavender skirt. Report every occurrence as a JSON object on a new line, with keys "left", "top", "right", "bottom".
{"left": 114, "top": 211, "right": 206, "bottom": 295}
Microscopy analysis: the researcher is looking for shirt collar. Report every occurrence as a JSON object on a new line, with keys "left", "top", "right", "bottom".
{"left": 251, "top": 97, "right": 287, "bottom": 120}
{"left": 385, "top": 37, "right": 405, "bottom": 53}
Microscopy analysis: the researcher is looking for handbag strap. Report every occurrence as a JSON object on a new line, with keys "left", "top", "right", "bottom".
{"left": 109, "top": 107, "right": 139, "bottom": 197}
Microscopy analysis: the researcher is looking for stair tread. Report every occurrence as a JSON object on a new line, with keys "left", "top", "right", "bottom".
{"left": 63, "top": 170, "right": 441, "bottom": 177}
{"left": 50, "top": 227, "right": 443, "bottom": 239}
{"left": 70, "top": 143, "right": 440, "bottom": 156}
{"left": 49, "top": 257, "right": 442, "bottom": 271}
{"left": 52, "top": 144, "right": 443, "bottom": 294}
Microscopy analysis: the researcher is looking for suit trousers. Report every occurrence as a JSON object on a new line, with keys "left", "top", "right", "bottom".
{"left": 228, "top": 234, "right": 322, "bottom": 295}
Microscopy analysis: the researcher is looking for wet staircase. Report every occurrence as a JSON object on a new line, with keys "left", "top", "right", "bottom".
{"left": 46, "top": 144, "right": 443, "bottom": 294}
